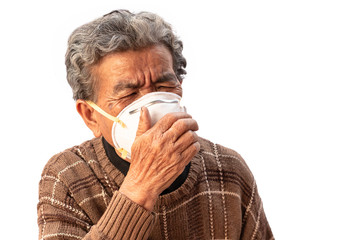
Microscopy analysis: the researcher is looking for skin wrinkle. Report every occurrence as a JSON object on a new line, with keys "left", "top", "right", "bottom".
{"left": 111, "top": 72, "right": 179, "bottom": 99}
{"left": 97, "top": 46, "right": 180, "bottom": 108}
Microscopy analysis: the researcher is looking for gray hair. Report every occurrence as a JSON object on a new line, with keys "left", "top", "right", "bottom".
{"left": 65, "top": 10, "right": 187, "bottom": 101}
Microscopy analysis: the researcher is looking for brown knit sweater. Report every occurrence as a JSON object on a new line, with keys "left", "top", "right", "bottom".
{"left": 37, "top": 137, "right": 273, "bottom": 239}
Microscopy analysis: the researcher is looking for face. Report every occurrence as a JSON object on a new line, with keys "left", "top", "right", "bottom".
{"left": 87, "top": 44, "right": 183, "bottom": 148}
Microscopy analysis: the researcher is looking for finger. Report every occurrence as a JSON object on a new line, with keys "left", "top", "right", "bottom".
{"left": 154, "top": 112, "right": 193, "bottom": 133}
{"left": 173, "top": 130, "right": 199, "bottom": 152}
{"left": 165, "top": 118, "right": 199, "bottom": 142}
{"left": 179, "top": 141, "right": 201, "bottom": 165}
{"left": 136, "top": 107, "right": 152, "bottom": 137}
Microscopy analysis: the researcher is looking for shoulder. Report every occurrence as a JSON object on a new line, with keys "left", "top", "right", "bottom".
{"left": 39, "top": 138, "right": 102, "bottom": 188}
{"left": 199, "top": 138, "right": 253, "bottom": 174}
{"left": 199, "top": 137, "right": 255, "bottom": 185}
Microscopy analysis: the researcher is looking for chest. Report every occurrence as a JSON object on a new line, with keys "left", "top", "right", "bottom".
{"left": 149, "top": 192, "right": 242, "bottom": 240}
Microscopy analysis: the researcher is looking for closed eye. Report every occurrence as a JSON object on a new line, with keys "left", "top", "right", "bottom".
{"left": 157, "top": 85, "right": 175, "bottom": 90}
{"left": 119, "top": 91, "right": 137, "bottom": 100}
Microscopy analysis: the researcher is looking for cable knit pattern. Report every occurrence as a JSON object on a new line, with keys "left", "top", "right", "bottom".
{"left": 37, "top": 137, "right": 273, "bottom": 239}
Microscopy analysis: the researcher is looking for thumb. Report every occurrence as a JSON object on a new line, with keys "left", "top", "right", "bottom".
{"left": 136, "top": 107, "right": 151, "bottom": 137}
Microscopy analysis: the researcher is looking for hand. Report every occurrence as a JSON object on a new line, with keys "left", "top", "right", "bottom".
{"left": 119, "top": 107, "right": 200, "bottom": 211}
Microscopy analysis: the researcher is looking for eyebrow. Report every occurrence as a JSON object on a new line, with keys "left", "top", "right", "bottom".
{"left": 112, "top": 73, "right": 178, "bottom": 94}
{"left": 155, "top": 72, "right": 178, "bottom": 84}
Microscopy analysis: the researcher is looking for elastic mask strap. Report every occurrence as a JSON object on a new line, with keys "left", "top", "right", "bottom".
{"left": 86, "top": 101, "right": 127, "bottom": 128}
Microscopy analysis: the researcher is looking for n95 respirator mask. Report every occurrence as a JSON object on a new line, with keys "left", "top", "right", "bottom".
{"left": 87, "top": 92, "right": 186, "bottom": 160}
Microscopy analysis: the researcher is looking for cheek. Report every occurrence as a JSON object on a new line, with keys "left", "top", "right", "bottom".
{"left": 99, "top": 116, "right": 115, "bottom": 142}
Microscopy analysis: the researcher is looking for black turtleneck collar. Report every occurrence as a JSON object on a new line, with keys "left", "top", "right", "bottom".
{"left": 102, "top": 137, "right": 191, "bottom": 195}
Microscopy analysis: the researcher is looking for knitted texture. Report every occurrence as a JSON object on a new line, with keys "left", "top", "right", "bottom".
{"left": 37, "top": 137, "right": 274, "bottom": 239}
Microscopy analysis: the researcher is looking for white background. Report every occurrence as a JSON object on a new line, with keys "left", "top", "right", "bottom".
{"left": 1, "top": 0, "right": 359, "bottom": 239}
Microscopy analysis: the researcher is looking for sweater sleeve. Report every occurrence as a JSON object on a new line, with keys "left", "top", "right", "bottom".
{"left": 88, "top": 191, "right": 156, "bottom": 239}
{"left": 239, "top": 180, "right": 274, "bottom": 240}
{"left": 38, "top": 172, "right": 156, "bottom": 240}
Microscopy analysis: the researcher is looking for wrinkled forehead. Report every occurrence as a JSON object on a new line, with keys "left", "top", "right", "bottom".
{"left": 105, "top": 45, "right": 172, "bottom": 72}
{"left": 91, "top": 45, "right": 176, "bottom": 95}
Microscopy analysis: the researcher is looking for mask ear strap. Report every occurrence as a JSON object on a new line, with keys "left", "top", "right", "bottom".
{"left": 116, "top": 148, "right": 129, "bottom": 159}
{"left": 86, "top": 101, "right": 127, "bottom": 128}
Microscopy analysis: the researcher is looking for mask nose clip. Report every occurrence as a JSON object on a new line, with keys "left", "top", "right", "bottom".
{"left": 128, "top": 99, "right": 179, "bottom": 115}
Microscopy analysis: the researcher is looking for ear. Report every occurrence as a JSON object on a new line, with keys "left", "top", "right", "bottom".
{"left": 76, "top": 99, "right": 102, "bottom": 137}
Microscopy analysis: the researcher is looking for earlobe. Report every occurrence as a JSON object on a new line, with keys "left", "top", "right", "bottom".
{"left": 76, "top": 99, "right": 102, "bottom": 137}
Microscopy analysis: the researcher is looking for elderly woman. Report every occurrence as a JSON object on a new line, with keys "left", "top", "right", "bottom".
{"left": 37, "top": 10, "right": 273, "bottom": 240}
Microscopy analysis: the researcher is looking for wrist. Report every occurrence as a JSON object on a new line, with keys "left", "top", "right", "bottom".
{"left": 119, "top": 181, "right": 158, "bottom": 211}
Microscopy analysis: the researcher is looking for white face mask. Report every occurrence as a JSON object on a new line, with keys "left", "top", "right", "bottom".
{"left": 87, "top": 92, "right": 186, "bottom": 160}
